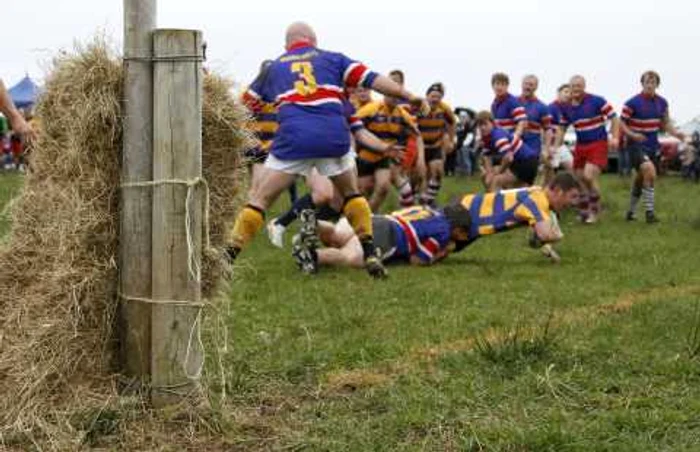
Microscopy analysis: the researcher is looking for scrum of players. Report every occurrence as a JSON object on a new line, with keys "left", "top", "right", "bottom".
{"left": 224, "top": 21, "right": 688, "bottom": 279}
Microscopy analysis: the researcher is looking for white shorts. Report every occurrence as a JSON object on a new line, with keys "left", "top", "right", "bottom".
{"left": 265, "top": 152, "right": 356, "bottom": 177}
{"left": 552, "top": 145, "right": 573, "bottom": 168}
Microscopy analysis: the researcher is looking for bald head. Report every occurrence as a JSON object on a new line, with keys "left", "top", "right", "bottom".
{"left": 285, "top": 22, "right": 317, "bottom": 49}
{"left": 570, "top": 75, "right": 586, "bottom": 87}
{"left": 569, "top": 75, "right": 586, "bottom": 101}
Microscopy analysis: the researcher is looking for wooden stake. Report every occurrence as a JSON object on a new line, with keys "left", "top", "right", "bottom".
{"left": 121, "top": 0, "right": 156, "bottom": 379}
{"left": 151, "top": 29, "right": 205, "bottom": 406}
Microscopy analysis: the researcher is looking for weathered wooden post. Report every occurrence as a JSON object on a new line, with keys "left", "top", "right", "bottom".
{"left": 121, "top": 0, "right": 156, "bottom": 379}
{"left": 151, "top": 29, "right": 205, "bottom": 406}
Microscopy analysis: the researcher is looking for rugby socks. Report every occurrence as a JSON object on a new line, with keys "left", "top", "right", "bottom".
{"left": 342, "top": 194, "right": 374, "bottom": 259}
{"left": 397, "top": 178, "right": 415, "bottom": 207}
{"left": 316, "top": 205, "right": 342, "bottom": 223}
{"left": 422, "top": 179, "right": 441, "bottom": 206}
{"left": 628, "top": 184, "right": 642, "bottom": 214}
{"left": 577, "top": 192, "right": 590, "bottom": 219}
{"left": 643, "top": 186, "right": 655, "bottom": 215}
{"left": 227, "top": 204, "right": 265, "bottom": 256}
{"left": 276, "top": 194, "right": 315, "bottom": 228}
{"left": 288, "top": 181, "right": 298, "bottom": 204}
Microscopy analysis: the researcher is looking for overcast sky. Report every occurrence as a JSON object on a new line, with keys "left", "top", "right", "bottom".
{"left": 3, "top": 0, "right": 699, "bottom": 122}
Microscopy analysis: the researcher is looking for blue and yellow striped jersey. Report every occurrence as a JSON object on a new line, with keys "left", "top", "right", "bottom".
{"left": 417, "top": 101, "right": 456, "bottom": 150}
{"left": 251, "top": 102, "right": 279, "bottom": 153}
{"left": 458, "top": 187, "right": 551, "bottom": 240}
{"left": 355, "top": 101, "right": 418, "bottom": 162}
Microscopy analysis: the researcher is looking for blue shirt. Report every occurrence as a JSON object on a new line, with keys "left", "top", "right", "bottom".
{"left": 621, "top": 93, "right": 669, "bottom": 151}
{"left": 491, "top": 93, "right": 527, "bottom": 132}
{"left": 519, "top": 96, "right": 552, "bottom": 152}
{"left": 387, "top": 206, "right": 452, "bottom": 264}
{"left": 244, "top": 43, "right": 378, "bottom": 160}
{"left": 482, "top": 126, "right": 538, "bottom": 161}
{"left": 559, "top": 93, "right": 616, "bottom": 145}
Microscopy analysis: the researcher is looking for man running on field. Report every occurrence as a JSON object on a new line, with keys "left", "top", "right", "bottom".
{"left": 555, "top": 75, "right": 619, "bottom": 224}
{"left": 621, "top": 70, "right": 685, "bottom": 223}
{"left": 226, "top": 22, "right": 424, "bottom": 278}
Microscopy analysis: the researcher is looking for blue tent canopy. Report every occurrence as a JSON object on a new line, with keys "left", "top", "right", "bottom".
{"left": 8, "top": 75, "right": 41, "bottom": 109}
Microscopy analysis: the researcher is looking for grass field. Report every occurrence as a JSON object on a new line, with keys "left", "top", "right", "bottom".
{"left": 2, "top": 172, "right": 700, "bottom": 450}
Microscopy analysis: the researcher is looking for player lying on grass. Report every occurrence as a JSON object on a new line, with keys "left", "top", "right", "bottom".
{"left": 291, "top": 203, "right": 471, "bottom": 273}
{"left": 292, "top": 172, "right": 582, "bottom": 273}
{"left": 449, "top": 171, "right": 582, "bottom": 263}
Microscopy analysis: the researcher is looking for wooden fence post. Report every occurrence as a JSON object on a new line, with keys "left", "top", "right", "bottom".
{"left": 121, "top": 0, "right": 156, "bottom": 379}
{"left": 151, "top": 28, "right": 205, "bottom": 407}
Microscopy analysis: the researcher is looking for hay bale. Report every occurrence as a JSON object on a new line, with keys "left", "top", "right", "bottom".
{"left": 0, "top": 38, "right": 252, "bottom": 448}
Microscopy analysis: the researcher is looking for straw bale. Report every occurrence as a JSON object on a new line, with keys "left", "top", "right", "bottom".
{"left": 0, "top": 38, "right": 253, "bottom": 449}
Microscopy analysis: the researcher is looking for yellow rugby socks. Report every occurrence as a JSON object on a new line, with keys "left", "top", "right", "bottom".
{"left": 342, "top": 194, "right": 374, "bottom": 258}
{"left": 226, "top": 204, "right": 265, "bottom": 259}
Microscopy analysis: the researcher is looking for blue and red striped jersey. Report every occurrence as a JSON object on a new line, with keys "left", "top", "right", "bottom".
{"left": 519, "top": 96, "right": 552, "bottom": 152}
{"left": 491, "top": 94, "right": 527, "bottom": 132}
{"left": 548, "top": 100, "right": 565, "bottom": 129}
{"left": 621, "top": 93, "right": 669, "bottom": 150}
{"left": 559, "top": 93, "right": 616, "bottom": 144}
{"left": 343, "top": 99, "right": 364, "bottom": 134}
{"left": 387, "top": 206, "right": 452, "bottom": 264}
{"left": 243, "top": 43, "right": 378, "bottom": 160}
{"left": 482, "top": 126, "right": 538, "bottom": 161}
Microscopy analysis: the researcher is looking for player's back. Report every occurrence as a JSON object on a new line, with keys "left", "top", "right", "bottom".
{"left": 386, "top": 206, "right": 452, "bottom": 260}
{"left": 458, "top": 187, "right": 551, "bottom": 239}
{"left": 248, "top": 44, "right": 377, "bottom": 160}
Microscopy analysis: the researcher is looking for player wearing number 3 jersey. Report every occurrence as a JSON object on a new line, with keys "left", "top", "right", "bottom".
{"left": 225, "top": 22, "right": 424, "bottom": 278}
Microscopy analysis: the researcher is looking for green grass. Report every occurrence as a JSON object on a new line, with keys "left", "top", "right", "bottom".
{"left": 3, "top": 172, "right": 700, "bottom": 450}
{"left": 0, "top": 172, "right": 23, "bottom": 239}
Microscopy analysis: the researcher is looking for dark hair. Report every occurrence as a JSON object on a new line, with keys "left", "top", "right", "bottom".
{"left": 474, "top": 110, "right": 493, "bottom": 125}
{"left": 426, "top": 82, "right": 445, "bottom": 96}
{"left": 548, "top": 172, "right": 582, "bottom": 192}
{"left": 491, "top": 72, "right": 509, "bottom": 86}
{"left": 641, "top": 70, "right": 661, "bottom": 86}
{"left": 557, "top": 83, "right": 570, "bottom": 93}
{"left": 443, "top": 203, "right": 471, "bottom": 231}
{"left": 389, "top": 69, "right": 405, "bottom": 84}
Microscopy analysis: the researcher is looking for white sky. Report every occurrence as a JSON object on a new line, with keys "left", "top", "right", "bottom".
{"left": 3, "top": 0, "right": 700, "bottom": 122}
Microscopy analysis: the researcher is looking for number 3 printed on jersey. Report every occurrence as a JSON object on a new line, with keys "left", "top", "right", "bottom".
{"left": 291, "top": 62, "right": 318, "bottom": 96}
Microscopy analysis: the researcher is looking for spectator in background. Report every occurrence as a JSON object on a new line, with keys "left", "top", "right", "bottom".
{"left": 681, "top": 132, "right": 700, "bottom": 182}
{"left": 454, "top": 107, "right": 476, "bottom": 175}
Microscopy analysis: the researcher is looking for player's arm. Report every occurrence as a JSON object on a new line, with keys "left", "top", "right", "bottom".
{"left": 542, "top": 110, "right": 554, "bottom": 154}
{"left": 370, "top": 75, "right": 424, "bottom": 110}
{"left": 415, "top": 135, "right": 427, "bottom": 177}
{"left": 554, "top": 125, "right": 566, "bottom": 148}
{"left": 609, "top": 115, "right": 621, "bottom": 150}
{"left": 354, "top": 128, "right": 403, "bottom": 158}
{"left": 533, "top": 218, "right": 563, "bottom": 243}
{"left": 512, "top": 104, "right": 527, "bottom": 140}
{"left": 0, "top": 79, "right": 32, "bottom": 139}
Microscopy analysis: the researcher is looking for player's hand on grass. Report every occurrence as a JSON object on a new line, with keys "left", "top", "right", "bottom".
{"left": 541, "top": 244, "right": 561, "bottom": 264}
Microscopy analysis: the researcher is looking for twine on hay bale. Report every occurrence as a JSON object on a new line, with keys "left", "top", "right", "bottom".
{"left": 0, "top": 37, "right": 253, "bottom": 449}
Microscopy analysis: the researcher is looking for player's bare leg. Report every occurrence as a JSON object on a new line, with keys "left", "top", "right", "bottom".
{"left": 226, "top": 168, "right": 298, "bottom": 259}
{"left": 330, "top": 168, "right": 387, "bottom": 278}
{"left": 369, "top": 167, "right": 392, "bottom": 212}
{"left": 582, "top": 163, "right": 601, "bottom": 223}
